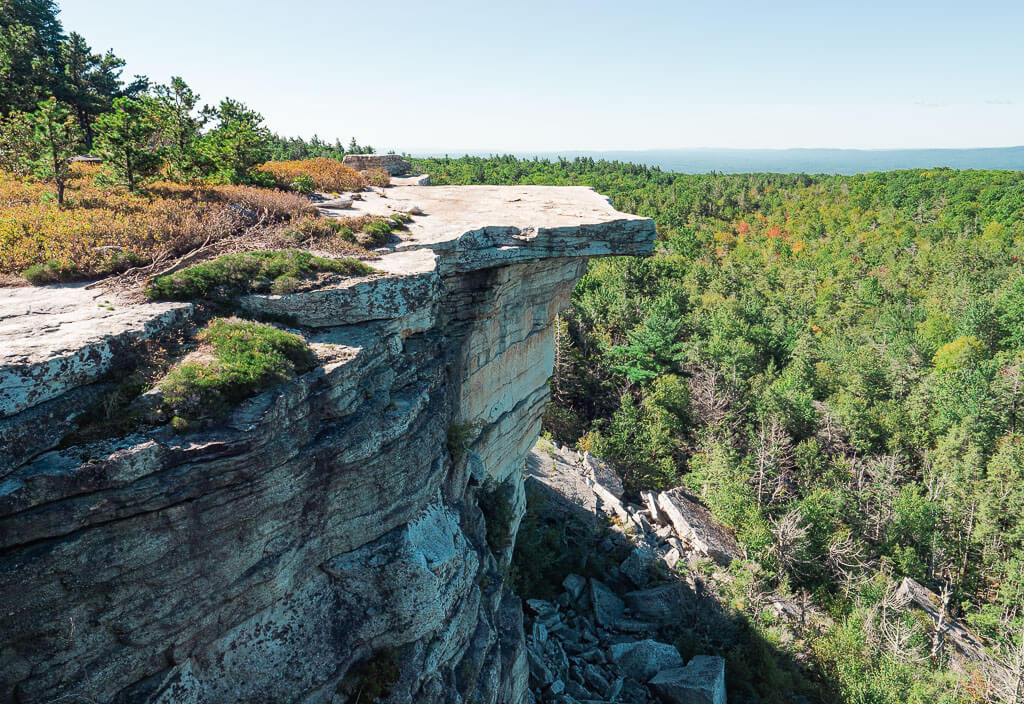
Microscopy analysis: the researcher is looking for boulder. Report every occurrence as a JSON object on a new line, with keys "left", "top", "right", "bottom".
{"left": 623, "top": 583, "right": 691, "bottom": 626}
{"left": 588, "top": 579, "right": 624, "bottom": 627}
{"left": 608, "top": 639, "right": 683, "bottom": 682}
{"left": 583, "top": 451, "right": 624, "bottom": 498}
{"left": 657, "top": 488, "right": 741, "bottom": 565}
{"left": 563, "top": 573, "right": 587, "bottom": 600}
{"left": 620, "top": 544, "right": 657, "bottom": 588}
{"left": 660, "top": 546, "right": 682, "bottom": 570}
{"left": 648, "top": 655, "right": 726, "bottom": 704}
{"left": 341, "top": 153, "right": 411, "bottom": 175}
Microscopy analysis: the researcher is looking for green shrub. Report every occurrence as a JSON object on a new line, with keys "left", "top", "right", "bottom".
{"left": 446, "top": 422, "right": 475, "bottom": 462}
{"left": 146, "top": 249, "right": 374, "bottom": 301}
{"left": 247, "top": 170, "right": 277, "bottom": 188}
{"left": 159, "top": 317, "right": 316, "bottom": 421}
{"left": 21, "top": 259, "right": 79, "bottom": 284}
{"left": 289, "top": 174, "right": 315, "bottom": 194}
{"left": 360, "top": 219, "right": 394, "bottom": 247}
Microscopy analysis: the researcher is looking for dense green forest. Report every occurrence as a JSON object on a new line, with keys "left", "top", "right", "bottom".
{"left": 412, "top": 155, "right": 1024, "bottom": 703}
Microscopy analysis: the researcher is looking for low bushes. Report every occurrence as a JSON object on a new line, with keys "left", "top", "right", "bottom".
{"left": 362, "top": 167, "right": 391, "bottom": 188}
{"left": 1, "top": 165, "right": 315, "bottom": 281}
{"left": 254, "top": 158, "right": 365, "bottom": 192}
{"left": 146, "top": 249, "right": 374, "bottom": 301}
{"left": 160, "top": 317, "right": 316, "bottom": 423}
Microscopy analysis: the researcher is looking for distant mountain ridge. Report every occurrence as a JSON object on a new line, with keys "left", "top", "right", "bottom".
{"left": 413, "top": 146, "right": 1024, "bottom": 175}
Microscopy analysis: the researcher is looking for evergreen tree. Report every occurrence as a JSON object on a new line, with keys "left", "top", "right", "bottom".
{"left": 55, "top": 31, "right": 147, "bottom": 149}
{"left": 6, "top": 96, "right": 82, "bottom": 203}
{"left": 153, "top": 76, "right": 204, "bottom": 180}
{"left": 0, "top": 0, "right": 64, "bottom": 114}
{"left": 200, "top": 98, "right": 271, "bottom": 184}
{"left": 92, "top": 95, "right": 162, "bottom": 191}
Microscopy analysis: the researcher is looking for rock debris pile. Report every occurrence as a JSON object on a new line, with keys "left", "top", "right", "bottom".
{"left": 522, "top": 442, "right": 732, "bottom": 704}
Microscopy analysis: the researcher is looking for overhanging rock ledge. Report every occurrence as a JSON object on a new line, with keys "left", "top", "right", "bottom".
{"left": 0, "top": 182, "right": 655, "bottom": 703}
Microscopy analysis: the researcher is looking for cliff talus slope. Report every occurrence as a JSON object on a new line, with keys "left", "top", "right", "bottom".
{"left": 0, "top": 184, "right": 655, "bottom": 703}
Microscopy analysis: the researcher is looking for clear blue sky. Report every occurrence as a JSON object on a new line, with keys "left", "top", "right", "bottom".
{"left": 58, "top": 0, "right": 1023, "bottom": 152}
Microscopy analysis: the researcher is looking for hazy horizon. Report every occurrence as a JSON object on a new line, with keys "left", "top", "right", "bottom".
{"left": 407, "top": 145, "right": 1024, "bottom": 175}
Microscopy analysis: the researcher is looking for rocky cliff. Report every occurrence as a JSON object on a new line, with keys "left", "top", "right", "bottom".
{"left": 0, "top": 183, "right": 655, "bottom": 703}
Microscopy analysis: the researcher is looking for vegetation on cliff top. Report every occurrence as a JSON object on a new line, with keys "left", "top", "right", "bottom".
{"left": 0, "top": 0, "right": 383, "bottom": 283}
{"left": 160, "top": 317, "right": 316, "bottom": 426}
{"left": 146, "top": 249, "right": 375, "bottom": 301}
{"left": 415, "top": 155, "right": 1024, "bottom": 704}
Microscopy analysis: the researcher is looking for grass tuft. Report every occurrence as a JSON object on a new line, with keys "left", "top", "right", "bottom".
{"left": 160, "top": 317, "right": 316, "bottom": 423}
{"left": 146, "top": 249, "right": 374, "bottom": 301}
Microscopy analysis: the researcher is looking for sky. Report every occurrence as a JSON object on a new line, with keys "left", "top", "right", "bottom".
{"left": 57, "top": 0, "right": 1024, "bottom": 153}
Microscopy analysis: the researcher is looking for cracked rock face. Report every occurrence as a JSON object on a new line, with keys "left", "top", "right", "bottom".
{"left": 0, "top": 184, "right": 654, "bottom": 703}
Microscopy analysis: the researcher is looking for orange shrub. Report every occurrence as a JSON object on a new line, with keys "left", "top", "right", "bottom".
{"left": 149, "top": 182, "right": 316, "bottom": 222}
{"left": 254, "top": 158, "right": 366, "bottom": 192}
{"left": 362, "top": 168, "right": 391, "bottom": 188}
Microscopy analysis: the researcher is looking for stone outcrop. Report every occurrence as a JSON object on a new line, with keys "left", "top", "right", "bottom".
{"left": 342, "top": 153, "right": 412, "bottom": 175}
{"left": 520, "top": 441, "right": 730, "bottom": 703}
{"left": 657, "top": 488, "right": 741, "bottom": 565}
{"left": 0, "top": 184, "right": 654, "bottom": 702}
{"left": 649, "top": 656, "right": 726, "bottom": 704}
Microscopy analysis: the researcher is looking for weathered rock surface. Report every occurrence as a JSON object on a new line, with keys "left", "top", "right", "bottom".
{"left": 0, "top": 285, "right": 191, "bottom": 421}
{"left": 657, "top": 488, "right": 742, "bottom": 565}
{"left": 342, "top": 153, "right": 412, "bottom": 175}
{"left": 0, "top": 183, "right": 654, "bottom": 703}
{"left": 649, "top": 656, "right": 727, "bottom": 704}
{"left": 609, "top": 639, "right": 684, "bottom": 682}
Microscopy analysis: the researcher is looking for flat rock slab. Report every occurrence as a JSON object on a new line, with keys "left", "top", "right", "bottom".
{"left": 0, "top": 284, "right": 191, "bottom": 418}
{"left": 347, "top": 184, "right": 656, "bottom": 275}
{"left": 658, "top": 487, "right": 741, "bottom": 565}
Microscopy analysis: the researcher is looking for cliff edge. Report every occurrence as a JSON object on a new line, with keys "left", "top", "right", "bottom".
{"left": 0, "top": 180, "right": 655, "bottom": 703}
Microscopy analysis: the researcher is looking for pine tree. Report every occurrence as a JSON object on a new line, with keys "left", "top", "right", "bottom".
{"left": 8, "top": 97, "right": 82, "bottom": 204}
{"left": 92, "top": 96, "right": 162, "bottom": 191}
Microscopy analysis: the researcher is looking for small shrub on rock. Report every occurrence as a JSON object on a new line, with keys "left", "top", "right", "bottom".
{"left": 160, "top": 317, "right": 316, "bottom": 421}
{"left": 21, "top": 259, "right": 79, "bottom": 284}
{"left": 359, "top": 219, "right": 394, "bottom": 247}
{"left": 146, "top": 249, "right": 374, "bottom": 301}
{"left": 289, "top": 174, "right": 315, "bottom": 195}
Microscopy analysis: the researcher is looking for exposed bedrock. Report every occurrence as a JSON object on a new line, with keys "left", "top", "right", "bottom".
{"left": 0, "top": 185, "right": 655, "bottom": 703}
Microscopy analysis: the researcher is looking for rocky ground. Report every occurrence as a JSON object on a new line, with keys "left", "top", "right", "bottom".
{"left": 520, "top": 441, "right": 736, "bottom": 704}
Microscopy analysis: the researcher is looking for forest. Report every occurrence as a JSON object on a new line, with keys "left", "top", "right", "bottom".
{"left": 411, "top": 155, "right": 1024, "bottom": 703}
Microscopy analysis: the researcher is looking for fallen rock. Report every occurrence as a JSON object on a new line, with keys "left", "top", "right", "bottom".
{"left": 608, "top": 639, "right": 684, "bottom": 682}
{"left": 582, "top": 663, "right": 610, "bottom": 693}
{"left": 648, "top": 655, "right": 726, "bottom": 704}
{"left": 623, "top": 583, "right": 691, "bottom": 626}
{"left": 592, "top": 479, "right": 629, "bottom": 523}
{"left": 642, "top": 490, "right": 669, "bottom": 525}
{"left": 657, "top": 488, "right": 741, "bottom": 565}
{"left": 584, "top": 451, "right": 624, "bottom": 498}
{"left": 563, "top": 573, "right": 587, "bottom": 600}
{"left": 659, "top": 546, "right": 681, "bottom": 570}
{"left": 528, "top": 647, "right": 554, "bottom": 686}
{"left": 589, "top": 579, "right": 624, "bottom": 627}
{"left": 620, "top": 544, "right": 658, "bottom": 588}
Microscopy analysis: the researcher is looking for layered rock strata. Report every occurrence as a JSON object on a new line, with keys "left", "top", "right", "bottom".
{"left": 0, "top": 185, "right": 655, "bottom": 703}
